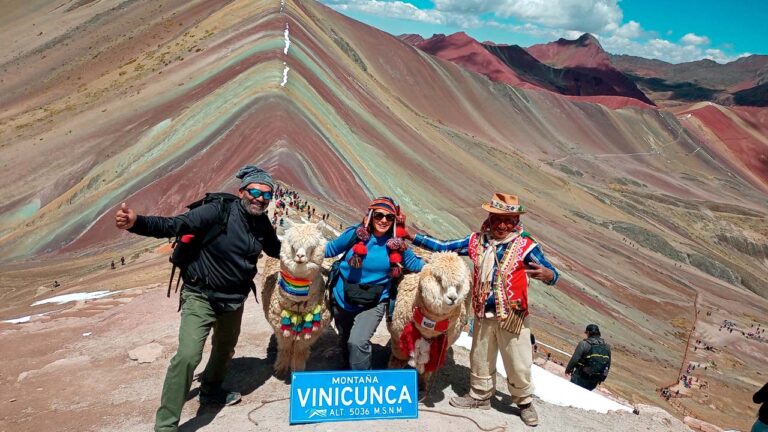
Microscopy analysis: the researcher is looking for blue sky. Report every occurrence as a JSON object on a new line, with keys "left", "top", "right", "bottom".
{"left": 320, "top": 0, "right": 767, "bottom": 63}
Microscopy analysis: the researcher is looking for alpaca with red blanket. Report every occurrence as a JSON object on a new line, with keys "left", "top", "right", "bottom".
{"left": 387, "top": 252, "right": 471, "bottom": 387}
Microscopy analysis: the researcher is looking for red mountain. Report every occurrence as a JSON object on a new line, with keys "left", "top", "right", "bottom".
{"left": 399, "top": 33, "right": 425, "bottom": 45}
{"left": 410, "top": 32, "right": 538, "bottom": 89}
{"left": 526, "top": 33, "right": 612, "bottom": 69}
{"left": 405, "top": 32, "right": 654, "bottom": 107}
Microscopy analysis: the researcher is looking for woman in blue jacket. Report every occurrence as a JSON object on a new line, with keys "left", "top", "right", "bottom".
{"left": 325, "top": 197, "right": 424, "bottom": 370}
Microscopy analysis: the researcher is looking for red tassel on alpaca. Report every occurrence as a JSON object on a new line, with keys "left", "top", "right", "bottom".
{"left": 425, "top": 333, "right": 449, "bottom": 373}
{"left": 399, "top": 321, "right": 418, "bottom": 357}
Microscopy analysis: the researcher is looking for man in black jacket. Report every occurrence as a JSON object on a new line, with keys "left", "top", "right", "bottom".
{"left": 115, "top": 165, "right": 280, "bottom": 432}
{"left": 565, "top": 324, "right": 611, "bottom": 391}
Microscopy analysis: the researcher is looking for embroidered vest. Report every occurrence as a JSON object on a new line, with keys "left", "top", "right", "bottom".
{"left": 467, "top": 232, "right": 537, "bottom": 320}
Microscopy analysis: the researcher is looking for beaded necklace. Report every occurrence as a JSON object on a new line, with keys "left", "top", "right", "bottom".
{"left": 280, "top": 304, "right": 323, "bottom": 339}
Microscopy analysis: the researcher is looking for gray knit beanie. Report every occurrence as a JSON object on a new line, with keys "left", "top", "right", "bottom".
{"left": 236, "top": 165, "right": 274, "bottom": 190}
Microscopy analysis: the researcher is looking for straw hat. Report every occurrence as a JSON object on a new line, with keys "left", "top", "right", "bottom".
{"left": 481, "top": 192, "right": 526, "bottom": 215}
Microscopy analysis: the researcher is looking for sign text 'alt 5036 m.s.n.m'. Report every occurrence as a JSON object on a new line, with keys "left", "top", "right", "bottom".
{"left": 289, "top": 369, "right": 418, "bottom": 424}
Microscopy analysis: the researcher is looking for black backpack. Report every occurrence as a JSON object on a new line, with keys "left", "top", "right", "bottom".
{"left": 167, "top": 193, "right": 239, "bottom": 306}
{"left": 580, "top": 339, "right": 611, "bottom": 381}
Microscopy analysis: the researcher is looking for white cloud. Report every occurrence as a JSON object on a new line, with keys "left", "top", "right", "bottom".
{"left": 703, "top": 48, "right": 734, "bottom": 63}
{"left": 601, "top": 35, "right": 740, "bottom": 63}
{"left": 433, "top": 0, "right": 623, "bottom": 33}
{"left": 612, "top": 20, "right": 643, "bottom": 39}
{"left": 321, "top": 1, "right": 747, "bottom": 64}
{"left": 326, "top": 0, "right": 623, "bottom": 33}
{"left": 325, "top": 0, "right": 443, "bottom": 24}
{"left": 563, "top": 30, "right": 586, "bottom": 40}
{"left": 681, "top": 32, "right": 710, "bottom": 46}
{"left": 322, "top": 0, "right": 483, "bottom": 28}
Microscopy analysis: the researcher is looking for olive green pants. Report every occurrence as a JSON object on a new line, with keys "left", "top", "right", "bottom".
{"left": 154, "top": 290, "right": 244, "bottom": 432}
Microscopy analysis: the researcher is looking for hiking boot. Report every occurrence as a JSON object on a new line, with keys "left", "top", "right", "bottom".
{"left": 199, "top": 389, "right": 242, "bottom": 406}
{"left": 449, "top": 395, "right": 490, "bottom": 410}
{"left": 518, "top": 403, "right": 539, "bottom": 426}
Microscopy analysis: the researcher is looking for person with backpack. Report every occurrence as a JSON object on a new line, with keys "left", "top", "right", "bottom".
{"left": 324, "top": 197, "right": 424, "bottom": 370}
{"left": 565, "top": 324, "right": 611, "bottom": 391}
{"left": 115, "top": 165, "right": 280, "bottom": 432}
{"left": 404, "top": 193, "right": 559, "bottom": 427}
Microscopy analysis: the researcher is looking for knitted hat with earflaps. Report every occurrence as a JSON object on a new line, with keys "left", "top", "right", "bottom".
{"left": 348, "top": 197, "right": 408, "bottom": 278}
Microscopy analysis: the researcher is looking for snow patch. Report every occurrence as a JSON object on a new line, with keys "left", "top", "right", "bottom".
{"left": 455, "top": 333, "right": 632, "bottom": 413}
{"left": 283, "top": 23, "right": 290, "bottom": 55}
{"left": 2, "top": 309, "right": 63, "bottom": 324}
{"left": 2, "top": 315, "right": 32, "bottom": 324}
{"left": 536, "top": 340, "right": 571, "bottom": 357}
{"left": 281, "top": 62, "right": 290, "bottom": 87}
{"left": 31, "top": 291, "right": 118, "bottom": 306}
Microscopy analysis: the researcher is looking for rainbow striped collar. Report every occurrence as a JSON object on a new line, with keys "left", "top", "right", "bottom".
{"left": 279, "top": 270, "right": 312, "bottom": 296}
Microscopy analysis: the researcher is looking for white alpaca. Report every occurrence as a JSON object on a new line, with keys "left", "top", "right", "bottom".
{"left": 261, "top": 223, "right": 331, "bottom": 377}
{"left": 387, "top": 252, "right": 471, "bottom": 387}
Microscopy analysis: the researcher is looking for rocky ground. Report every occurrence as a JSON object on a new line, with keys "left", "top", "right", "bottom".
{"left": 1, "top": 197, "right": 763, "bottom": 432}
{"left": 0, "top": 257, "right": 698, "bottom": 432}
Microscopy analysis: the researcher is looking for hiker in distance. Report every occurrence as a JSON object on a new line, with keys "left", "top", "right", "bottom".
{"left": 115, "top": 165, "right": 280, "bottom": 432}
{"left": 325, "top": 197, "right": 424, "bottom": 370}
{"left": 405, "top": 193, "right": 558, "bottom": 427}
{"left": 565, "top": 324, "right": 612, "bottom": 391}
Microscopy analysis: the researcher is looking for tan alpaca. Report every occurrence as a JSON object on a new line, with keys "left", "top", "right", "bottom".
{"left": 387, "top": 252, "right": 471, "bottom": 386}
{"left": 261, "top": 224, "right": 331, "bottom": 377}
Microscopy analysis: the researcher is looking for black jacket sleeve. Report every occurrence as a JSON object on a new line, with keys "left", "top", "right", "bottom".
{"left": 128, "top": 203, "right": 221, "bottom": 239}
{"left": 261, "top": 217, "right": 281, "bottom": 258}
{"left": 755, "top": 383, "right": 768, "bottom": 404}
{"left": 566, "top": 340, "right": 590, "bottom": 374}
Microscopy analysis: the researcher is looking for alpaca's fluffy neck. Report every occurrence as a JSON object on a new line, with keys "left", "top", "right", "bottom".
{"left": 415, "top": 293, "right": 462, "bottom": 322}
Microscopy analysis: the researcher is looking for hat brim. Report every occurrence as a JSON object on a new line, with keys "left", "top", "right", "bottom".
{"left": 481, "top": 203, "right": 526, "bottom": 214}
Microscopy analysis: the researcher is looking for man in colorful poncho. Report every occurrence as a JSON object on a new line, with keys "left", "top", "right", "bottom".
{"left": 407, "top": 193, "right": 558, "bottom": 427}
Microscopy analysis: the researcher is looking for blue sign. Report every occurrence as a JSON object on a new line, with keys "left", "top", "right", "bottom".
{"left": 289, "top": 369, "right": 418, "bottom": 424}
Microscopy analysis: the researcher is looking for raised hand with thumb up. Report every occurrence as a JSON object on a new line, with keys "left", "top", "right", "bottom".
{"left": 115, "top": 202, "right": 137, "bottom": 230}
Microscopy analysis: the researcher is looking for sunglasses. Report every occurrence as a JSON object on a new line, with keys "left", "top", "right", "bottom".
{"left": 246, "top": 189, "right": 273, "bottom": 200}
{"left": 490, "top": 215, "right": 519, "bottom": 226}
{"left": 372, "top": 212, "right": 395, "bottom": 222}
